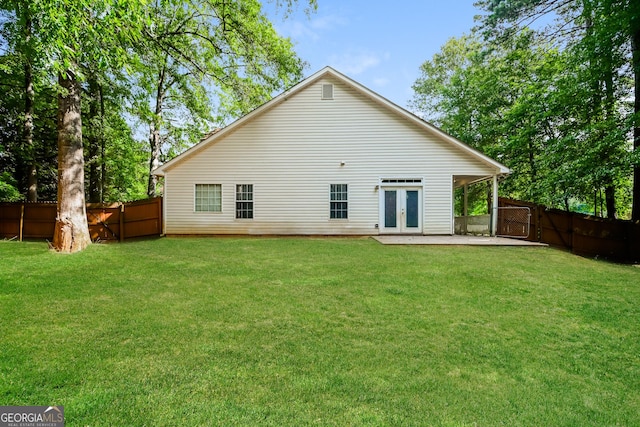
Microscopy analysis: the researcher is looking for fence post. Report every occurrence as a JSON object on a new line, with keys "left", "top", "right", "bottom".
{"left": 119, "top": 203, "right": 125, "bottom": 242}
{"left": 19, "top": 202, "right": 25, "bottom": 242}
{"left": 535, "top": 204, "right": 541, "bottom": 242}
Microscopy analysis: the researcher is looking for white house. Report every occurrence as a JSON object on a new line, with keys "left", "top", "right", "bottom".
{"left": 154, "top": 67, "right": 510, "bottom": 236}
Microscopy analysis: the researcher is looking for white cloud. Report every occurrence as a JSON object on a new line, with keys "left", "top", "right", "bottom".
{"left": 279, "top": 14, "right": 347, "bottom": 42}
{"left": 329, "top": 51, "right": 390, "bottom": 75}
{"left": 373, "top": 77, "right": 390, "bottom": 87}
{"left": 285, "top": 21, "right": 319, "bottom": 41}
{"left": 310, "top": 14, "right": 347, "bottom": 31}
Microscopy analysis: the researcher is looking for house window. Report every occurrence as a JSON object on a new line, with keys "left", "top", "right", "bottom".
{"left": 236, "top": 184, "right": 253, "bottom": 219}
{"left": 195, "top": 184, "right": 221, "bottom": 212}
{"left": 381, "top": 178, "right": 423, "bottom": 184}
{"left": 330, "top": 184, "right": 348, "bottom": 219}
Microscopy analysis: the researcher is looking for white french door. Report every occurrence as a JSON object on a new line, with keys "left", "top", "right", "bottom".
{"left": 380, "top": 187, "right": 422, "bottom": 234}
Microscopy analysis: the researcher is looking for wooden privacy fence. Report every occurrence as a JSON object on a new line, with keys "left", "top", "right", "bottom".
{"left": 499, "top": 197, "right": 640, "bottom": 263}
{"left": 0, "top": 197, "right": 162, "bottom": 242}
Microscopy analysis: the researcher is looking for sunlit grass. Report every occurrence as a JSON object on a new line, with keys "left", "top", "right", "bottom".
{"left": 1, "top": 237, "right": 639, "bottom": 426}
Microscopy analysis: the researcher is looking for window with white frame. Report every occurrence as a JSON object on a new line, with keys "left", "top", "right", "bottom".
{"left": 195, "top": 184, "right": 222, "bottom": 212}
{"left": 236, "top": 184, "right": 253, "bottom": 219}
{"left": 330, "top": 184, "right": 348, "bottom": 219}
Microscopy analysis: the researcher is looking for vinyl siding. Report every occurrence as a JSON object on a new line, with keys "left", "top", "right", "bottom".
{"left": 163, "top": 76, "right": 498, "bottom": 235}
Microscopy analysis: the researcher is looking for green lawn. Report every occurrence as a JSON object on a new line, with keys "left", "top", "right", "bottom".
{"left": 1, "top": 237, "right": 639, "bottom": 426}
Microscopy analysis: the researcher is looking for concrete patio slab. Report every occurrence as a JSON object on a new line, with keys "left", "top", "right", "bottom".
{"left": 372, "top": 235, "right": 548, "bottom": 246}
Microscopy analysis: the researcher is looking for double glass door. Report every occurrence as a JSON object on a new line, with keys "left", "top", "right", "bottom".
{"left": 382, "top": 188, "right": 421, "bottom": 233}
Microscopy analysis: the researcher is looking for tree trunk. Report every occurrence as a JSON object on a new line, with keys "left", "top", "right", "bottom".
{"left": 100, "top": 84, "right": 106, "bottom": 203}
{"left": 603, "top": 58, "right": 617, "bottom": 220}
{"left": 147, "top": 66, "right": 166, "bottom": 197}
{"left": 87, "top": 77, "right": 102, "bottom": 203}
{"left": 52, "top": 69, "right": 91, "bottom": 253}
{"left": 598, "top": 0, "right": 617, "bottom": 220}
{"left": 631, "top": 10, "right": 640, "bottom": 221}
{"left": 605, "top": 184, "right": 616, "bottom": 219}
{"left": 23, "top": 11, "right": 37, "bottom": 202}
{"left": 147, "top": 123, "right": 161, "bottom": 197}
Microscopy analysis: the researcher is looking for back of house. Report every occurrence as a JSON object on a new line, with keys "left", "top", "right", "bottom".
{"left": 154, "top": 67, "right": 509, "bottom": 236}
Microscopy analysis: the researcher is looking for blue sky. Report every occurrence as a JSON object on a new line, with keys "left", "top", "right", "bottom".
{"left": 264, "top": 1, "right": 482, "bottom": 109}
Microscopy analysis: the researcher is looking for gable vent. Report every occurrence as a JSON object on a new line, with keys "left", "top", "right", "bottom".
{"left": 321, "top": 83, "right": 334, "bottom": 100}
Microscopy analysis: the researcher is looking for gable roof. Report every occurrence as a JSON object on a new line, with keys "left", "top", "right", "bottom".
{"left": 154, "top": 66, "right": 511, "bottom": 176}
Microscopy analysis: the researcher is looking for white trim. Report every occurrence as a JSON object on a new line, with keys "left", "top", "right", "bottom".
{"left": 162, "top": 177, "right": 167, "bottom": 235}
{"left": 491, "top": 175, "right": 499, "bottom": 236}
{"left": 235, "top": 183, "right": 254, "bottom": 220}
{"left": 377, "top": 176, "right": 426, "bottom": 235}
{"left": 379, "top": 185, "right": 424, "bottom": 235}
{"left": 193, "top": 183, "right": 223, "bottom": 213}
{"left": 321, "top": 83, "right": 334, "bottom": 100}
{"left": 447, "top": 174, "right": 454, "bottom": 235}
{"left": 329, "top": 183, "right": 349, "bottom": 220}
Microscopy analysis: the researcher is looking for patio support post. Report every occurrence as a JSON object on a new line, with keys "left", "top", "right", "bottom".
{"left": 491, "top": 174, "right": 498, "bottom": 236}
{"left": 463, "top": 184, "right": 468, "bottom": 234}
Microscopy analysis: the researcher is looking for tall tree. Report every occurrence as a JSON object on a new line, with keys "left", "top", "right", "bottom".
{"left": 1, "top": 1, "right": 39, "bottom": 200}
{"left": 137, "top": 0, "right": 308, "bottom": 197}
{"left": 85, "top": 74, "right": 105, "bottom": 203}
{"left": 81, "top": 63, "right": 149, "bottom": 203}
{"left": 411, "top": 32, "right": 568, "bottom": 206}
{"left": 55, "top": 69, "right": 90, "bottom": 251}
{"left": 21, "top": 2, "right": 36, "bottom": 201}
{"left": 0, "top": 54, "right": 59, "bottom": 202}
{"left": 28, "top": 0, "right": 147, "bottom": 252}
{"left": 630, "top": 0, "right": 640, "bottom": 220}
{"left": 477, "top": 0, "right": 640, "bottom": 219}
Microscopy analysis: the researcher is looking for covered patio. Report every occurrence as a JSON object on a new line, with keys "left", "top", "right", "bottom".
{"left": 453, "top": 173, "right": 503, "bottom": 237}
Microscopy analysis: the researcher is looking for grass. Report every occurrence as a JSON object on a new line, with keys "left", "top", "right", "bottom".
{"left": 0, "top": 237, "right": 639, "bottom": 426}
